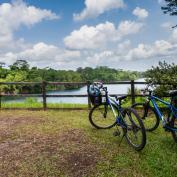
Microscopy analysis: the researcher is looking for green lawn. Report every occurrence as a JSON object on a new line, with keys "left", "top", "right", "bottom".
{"left": 0, "top": 110, "right": 176, "bottom": 177}
{"left": 1, "top": 102, "right": 88, "bottom": 109}
{"left": 1, "top": 96, "right": 171, "bottom": 109}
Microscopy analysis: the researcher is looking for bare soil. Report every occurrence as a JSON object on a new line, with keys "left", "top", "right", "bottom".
{"left": 0, "top": 111, "right": 100, "bottom": 177}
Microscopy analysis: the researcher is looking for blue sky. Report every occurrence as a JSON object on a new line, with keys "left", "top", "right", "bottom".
{"left": 0, "top": 0, "right": 177, "bottom": 71}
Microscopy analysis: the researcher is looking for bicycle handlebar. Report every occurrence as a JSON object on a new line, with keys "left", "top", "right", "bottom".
{"left": 141, "top": 85, "right": 153, "bottom": 95}
{"left": 93, "top": 82, "right": 103, "bottom": 89}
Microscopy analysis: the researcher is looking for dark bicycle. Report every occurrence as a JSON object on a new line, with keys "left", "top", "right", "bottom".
{"left": 88, "top": 82, "right": 146, "bottom": 151}
{"left": 132, "top": 86, "right": 177, "bottom": 142}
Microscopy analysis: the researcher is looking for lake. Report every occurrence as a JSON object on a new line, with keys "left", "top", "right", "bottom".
{"left": 5, "top": 79, "right": 146, "bottom": 104}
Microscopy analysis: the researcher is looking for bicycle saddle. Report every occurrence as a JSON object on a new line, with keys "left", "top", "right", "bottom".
{"left": 168, "top": 90, "right": 177, "bottom": 97}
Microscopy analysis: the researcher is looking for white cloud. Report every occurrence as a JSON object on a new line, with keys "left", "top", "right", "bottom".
{"left": 117, "top": 20, "right": 144, "bottom": 36}
{"left": 97, "top": 40, "right": 172, "bottom": 62}
{"left": 0, "top": 0, "right": 59, "bottom": 50}
{"left": 122, "top": 40, "right": 175, "bottom": 61}
{"left": 117, "top": 40, "right": 131, "bottom": 53}
{"left": 73, "top": 0, "right": 125, "bottom": 21}
{"left": 158, "top": 0, "right": 165, "bottom": 5}
{"left": 83, "top": 39, "right": 176, "bottom": 67}
{"left": 0, "top": 42, "right": 81, "bottom": 68}
{"left": 161, "top": 22, "right": 174, "bottom": 29}
{"left": 171, "top": 28, "right": 177, "bottom": 42}
{"left": 132, "top": 7, "right": 148, "bottom": 20}
{"left": 0, "top": 1, "right": 176, "bottom": 70}
{"left": 64, "top": 21, "right": 143, "bottom": 50}
{"left": 1, "top": 38, "right": 177, "bottom": 70}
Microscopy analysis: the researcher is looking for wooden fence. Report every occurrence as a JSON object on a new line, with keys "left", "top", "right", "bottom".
{"left": 0, "top": 80, "right": 175, "bottom": 110}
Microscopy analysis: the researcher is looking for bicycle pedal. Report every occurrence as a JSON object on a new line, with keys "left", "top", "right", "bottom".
{"left": 113, "top": 131, "right": 121, "bottom": 137}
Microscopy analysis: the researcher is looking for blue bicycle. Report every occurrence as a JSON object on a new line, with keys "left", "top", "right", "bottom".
{"left": 132, "top": 86, "right": 177, "bottom": 143}
{"left": 88, "top": 83, "right": 146, "bottom": 151}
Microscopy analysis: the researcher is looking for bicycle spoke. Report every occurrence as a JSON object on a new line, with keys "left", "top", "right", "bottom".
{"left": 123, "top": 108, "right": 146, "bottom": 151}
{"left": 89, "top": 104, "right": 117, "bottom": 129}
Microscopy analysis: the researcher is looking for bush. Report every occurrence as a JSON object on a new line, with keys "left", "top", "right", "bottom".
{"left": 145, "top": 61, "right": 177, "bottom": 97}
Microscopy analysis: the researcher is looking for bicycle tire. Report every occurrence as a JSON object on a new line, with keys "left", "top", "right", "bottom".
{"left": 123, "top": 108, "right": 146, "bottom": 151}
{"left": 89, "top": 103, "right": 117, "bottom": 129}
{"left": 171, "top": 116, "right": 177, "bottom": 143}
{"left": 132, "top": 103, "right": 160, "bottom": 131}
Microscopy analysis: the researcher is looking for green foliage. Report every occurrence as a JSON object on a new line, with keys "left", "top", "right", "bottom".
{"left": 145, "top": 61, "right": 177, "bottom": 96}
{"left": 161, "top": 0, "right": 177, "bottom": 28}
{"left": 77, "top": 66, "right": 142, "bottom": 82}
{"left": 0, "top": 60, "right": 143, "bottom": 94}
{"left": 162, "top": 0, "right": 177, "bottom": 16}
{"left": 10, "top": 60, "right": 29, "bottom": 71}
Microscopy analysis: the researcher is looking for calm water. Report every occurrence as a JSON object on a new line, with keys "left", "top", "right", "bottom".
{"left": 5, "top": 79, "right": 146, "bottom": 104}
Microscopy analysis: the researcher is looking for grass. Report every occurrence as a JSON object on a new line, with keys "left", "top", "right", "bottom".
{"left": 1, "top": 97, "right": 144, "bottom": 109}
{"left": 1, "top": 102, "right": 87, "bottom": 109}
{"left": 0, "top": 110, "right": 176, "bottom": 177}
{"left": 1, "top": 96, "right": 171, "bottom": 109}
{"left": 1, "top": 97, "right": 88, "bottom": 109}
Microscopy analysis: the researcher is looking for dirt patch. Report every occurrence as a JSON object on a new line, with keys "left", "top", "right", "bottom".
{"left": 58, "top": 129, "right": 100, "bottom": 177}
{"left": 0, "top": 127, "right": 100, "bottom": 177}
{"left": 0, "top": 113, "right": 45, "bottom": 141}
{"left": 0, "top": 115, "right": 44, "bottom": 127}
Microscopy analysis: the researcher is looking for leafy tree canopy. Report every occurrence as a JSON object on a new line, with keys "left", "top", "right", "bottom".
{"left": 145, "top": 61, "right": 177, "bottom": 96}
{"left": 0, "top": 60, "right": 143, "bottom": 93}
{"left": 162, "top": 0, "right": 177, "bottom": 16}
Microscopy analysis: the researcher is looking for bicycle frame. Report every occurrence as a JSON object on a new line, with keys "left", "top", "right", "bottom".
{"left": 105, "top": 94, "right": 126, "bottom": 128}
{"left": 149, "top": 95, "right": 177, "bottom": 131}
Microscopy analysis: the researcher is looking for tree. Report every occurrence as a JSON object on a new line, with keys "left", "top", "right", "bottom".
{"left": 161, "top": 0, "right": 177, "bottom": 27}
{"left": 162, "top": 0, "right": 177, "bottom": 15}
{"left": 10, "top": 60, "right": 29, "bottom": 71}
{"left": 0, "top": 62, "right": 5, "bottom": 68}
{"left": 145, "top": 61, "right": 177, "bottom": 96}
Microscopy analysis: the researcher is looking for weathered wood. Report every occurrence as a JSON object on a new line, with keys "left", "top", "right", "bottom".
{"left": 42, "top": 81, "right": 47, "bottom": 111}
{"left": 0, "top": 93, "right": 137, "bottom": 97}
{"left": 0, "top": 86, "right": 1, "bottom": 109}
{"left": 1, "top": 94, "right": 42, "bottom": 97}
{"left": 0, "top": 81, "right": 176, "bottom": 86}
{"left": 87, "top": 81, "right": 92, "bottom": 110}
{"left": 0, "top": 80, "right": 175, "bottom": 110}
{"left": 48, "top": 82, "right": 87, "bottom": 85}
{"left": 131, "top": 80, "right": 135, "bottom": 105}
{"left": 0, "top": 82, "right": 42, "bottom": 85}
{"left": 0, "top": 95, "right": 1, "bottom": 109}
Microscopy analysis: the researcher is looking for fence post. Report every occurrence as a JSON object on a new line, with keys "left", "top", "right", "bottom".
{"left": 0, "top": 85, "right": 1, "bottom": 109}
{"left": 131, "top": 80, "right": 135, "bottom": 105}
{"left": 42, "top": 81, "right": 47, "bottom": 111}
{"left": 0, "top": 95, "right": 1, "bottom": 109}
{"left": 87, "top": 81, "right": 91, "bottom": 110}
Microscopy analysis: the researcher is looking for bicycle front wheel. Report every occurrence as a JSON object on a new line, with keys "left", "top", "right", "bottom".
{"left": 123, "top": 108, "right": 146, "bottom": 151}
{"left": 89, "top": 103, "right": 117, "bottom": 129}
{"left": 132, "top": 103, "right": 160, "bottom": 131}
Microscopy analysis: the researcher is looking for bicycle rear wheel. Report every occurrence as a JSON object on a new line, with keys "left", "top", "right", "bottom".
{"left": 132, "top": 103, "right": 160, "bottom": 131}
{"left": 123, "top": 108, "right": 146, "bottom": 151}
{"left": 171, "top": 116, "right": 177, "bottom": 143}
{"left": 89, "top": 103, "right": 117, "bottom": 129}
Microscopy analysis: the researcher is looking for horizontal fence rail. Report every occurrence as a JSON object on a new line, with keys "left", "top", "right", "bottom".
{"left": 0, "top": 80, "right": 176, "bottom": 110}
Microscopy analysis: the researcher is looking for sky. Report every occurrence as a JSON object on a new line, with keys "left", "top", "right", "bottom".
{"left": 0, "top": 0, "right": 177, "bottom": 71}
